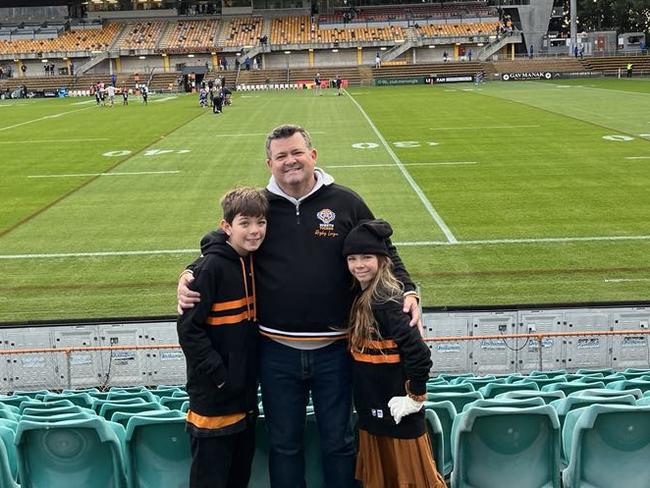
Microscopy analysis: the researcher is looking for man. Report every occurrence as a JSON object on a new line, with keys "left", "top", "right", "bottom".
{"left": 313, "top": 72, "right": 321, "bottom": 96}
{"left": 178, "top": 125, "right": 421, "bottom": 487}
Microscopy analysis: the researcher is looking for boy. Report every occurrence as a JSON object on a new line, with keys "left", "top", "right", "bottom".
{"left": 177, "top": 187, "right": 268, "bottom": 488}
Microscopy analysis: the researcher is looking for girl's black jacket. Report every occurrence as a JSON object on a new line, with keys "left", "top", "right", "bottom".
{"left": 177, "top": 230, "right": 259, "bottom": 418}
{"left": 351, "top": 297, "right": 433, "bottom": 439}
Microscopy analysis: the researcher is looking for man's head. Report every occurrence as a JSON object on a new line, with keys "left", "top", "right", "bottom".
{"left": 220, "top": 187, "right": 268, "bottom": 256}
{"left": 265, "top": 124, "right": 318, "bottom": 199}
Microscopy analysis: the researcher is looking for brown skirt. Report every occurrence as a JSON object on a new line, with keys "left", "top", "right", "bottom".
{"left": 355, "top": 429, "right": 448, "bottom": 488}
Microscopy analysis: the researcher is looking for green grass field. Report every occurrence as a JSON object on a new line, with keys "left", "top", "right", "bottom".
{"left": 1, "top": 78, "right": 650, "bottom": 322}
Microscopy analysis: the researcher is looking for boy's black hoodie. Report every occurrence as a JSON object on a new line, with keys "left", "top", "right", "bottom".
{"left": 177, "top": 230, "right": 258, "bottom": 420}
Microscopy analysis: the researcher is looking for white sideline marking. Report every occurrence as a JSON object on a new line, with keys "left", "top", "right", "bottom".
{"left": 28, "top": 170, "right": 180, "bottom": 178}
{"left": 4, "top": 234, "right": 650, "bottom": 260}
{"left": 430, "top": 125, "right": 540, "bottom": 131}
{"left": 71, "top": 100, "right": 98, "bottom": 105}
{"left": 625, "top": 156, "right": 650, "bottom": 160}
{"left": 0, "top": 106, "right": 92, "bottom": 132}
{"left": 345, "top": 90, "right": 458, "bottom": 243}
{"left": 604, "top": 278, "right": 650, "bottom": 283}
{"left": 152, "top": 96, "right": 177, "bottom": 103}
{"left": 0, "top": 138, "right": 109, "bottom": 144}
{"left": 326, "top": 161, "right": 478, "bottom": 169}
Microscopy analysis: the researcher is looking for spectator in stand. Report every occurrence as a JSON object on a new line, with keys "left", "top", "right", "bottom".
{"left": 21, "top": 64, "right": 26, "bottom": 76}
{"left": 529, "top": 44, "right": 534, "bottom": 59}
{"left": 627, "top": 62, "right": 633, "bottom": 78}
{"left": 467, "top": 49, "right": 472, "bottom": 62}
{"left": 579, "top": 46, "right": 584, "bottom": 58}
{"left": 375, "top": 52, "right": 381, "bottom": 68}
{"left": 573, "top": 45, "right": 579, "bottom": 58}
{"left": 443, "top": 50, "right": 448, "bottom": 62}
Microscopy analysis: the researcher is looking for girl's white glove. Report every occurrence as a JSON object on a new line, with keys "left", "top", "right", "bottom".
{"left": 388, "top": 395, "right": 424, "bottom": 425}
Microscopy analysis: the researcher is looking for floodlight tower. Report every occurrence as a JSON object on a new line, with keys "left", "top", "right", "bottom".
{"left": 570, "top": 0, "right": 577, "bottom": 51}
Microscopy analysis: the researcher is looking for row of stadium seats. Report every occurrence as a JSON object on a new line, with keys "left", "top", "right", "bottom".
{"left": 2, "top": 376, "right": 648, "bottom": 488}
{"left": 0, "top": 17, "right": 501, "bottom": 55}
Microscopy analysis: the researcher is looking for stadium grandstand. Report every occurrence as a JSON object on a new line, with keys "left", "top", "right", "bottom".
{"left": 1, "top": 0, "right": 650, "bottom": 487}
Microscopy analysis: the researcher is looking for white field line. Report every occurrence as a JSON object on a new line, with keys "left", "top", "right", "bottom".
{"left": 0, "top": 138, "right": 109, "bottom": 144}
{"left": 325, "top": 162, "right": 478, "bottom": 169}
{"left": 430, "top": 125, "right": 540, "bottom": 131}
{"left": 71, "top": 100, "right": 98, "bottom": 105}
{"left": 4, "top": 234, "right": 650, "bottom": 260}
{"left": 210, "top": 131, "right": 326, "bottom": 137}
{"left": 345, "top": 90, "right": 458, "bottom": 243}
{"left": 0, "top": 106, "right": 93, "bottom": 132}
{"left": 152, "top": 96, "right": 178, "bottom": 103}
{"left": 604, "top": 278, "right": 650, "bottom": 283}
{"left": 625, "top": 156, "right": 650, "bottom": 160}
{"left": 28, "top": 170, "right": 180, "bottom": 178}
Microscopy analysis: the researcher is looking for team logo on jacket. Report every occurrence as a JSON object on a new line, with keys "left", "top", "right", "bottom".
{"left": 315, "top": 208, "right": 338, "bottom": 238}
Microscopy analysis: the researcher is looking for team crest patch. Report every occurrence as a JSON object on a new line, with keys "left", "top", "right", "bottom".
{"left": 315, "top": 208, "right": 338, "bottom": 238}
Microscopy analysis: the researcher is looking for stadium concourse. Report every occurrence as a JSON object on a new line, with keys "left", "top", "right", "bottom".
{"left": 1, "top": 370, "right": 650, "bottom": 486}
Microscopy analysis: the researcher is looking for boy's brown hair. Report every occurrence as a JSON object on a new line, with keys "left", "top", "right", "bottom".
{"left": 221, "top": 187, "right": 268, "bottom": 223}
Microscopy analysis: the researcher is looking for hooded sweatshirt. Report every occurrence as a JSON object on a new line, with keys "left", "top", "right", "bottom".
{"left": 177, "top": 230, "right": 258, "bottom": 433}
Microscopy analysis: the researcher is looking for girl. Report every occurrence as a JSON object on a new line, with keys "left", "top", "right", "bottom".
{"left": 343, "top": 219, "right": 447, "bottom": 488}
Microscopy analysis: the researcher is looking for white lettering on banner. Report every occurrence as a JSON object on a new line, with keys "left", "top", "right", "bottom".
{"left": 602, "top": 135, "right": 634, "bottom": 142}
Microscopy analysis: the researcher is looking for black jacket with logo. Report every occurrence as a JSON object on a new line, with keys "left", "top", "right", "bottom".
{"left": 177, "top": 231, "right": 259, "bottom": 417}
{"left": 351, "top": 298, "right": 432, "bottom": 439}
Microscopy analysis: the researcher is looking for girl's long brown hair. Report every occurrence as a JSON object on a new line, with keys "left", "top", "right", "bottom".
{"left": 348, "top": 255, "right": 404, "bottom": 352}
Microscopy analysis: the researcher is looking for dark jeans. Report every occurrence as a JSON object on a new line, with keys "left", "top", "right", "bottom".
{"left": 189, "top": 416, "right": 256, "bottom": 488}
{"left": 259, "top": 337, "right": 357, "bottom": 488}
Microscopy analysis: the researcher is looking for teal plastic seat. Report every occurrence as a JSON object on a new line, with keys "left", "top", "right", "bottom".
{"left": 99, "top": 401, "right": 166, "bottom": 421}
{"left": 516, "top": 376, "right": 568, "bottom": 388}
{"left": 451, "top": 405, "right": 561, "bottom": 488}
{"left": 529, "top": 369, "right": 567, "bottom": 378}
{"left": 457, "top": 377, "right": 505, "bottom": 388}
{"left": 564, "top": 373, "right": 604, "bottom": 382}
{"left": 606, "top": 378, "right": 650, "bottom": 395}
{"left": 111, "top": 409, "right": 183, "bottom": 428}
{"left": 159, "top": 396, "right": 190, "bottom": 410}
{"left": 576, "top": 368, "right": 614, "bottom": 376}
{"left": 570, "top": 375, "right": 611, "bottom": 385}
{"left": 562, "top": 404, "right": 650, "bottom": 488}
{"left": 92, "top": 397, "right": 146, "bottom": 414}
{"left": 19, "top": 399, "right": 74, "bottom": 413}
{"left": 41, "top": 393, "right": 94, "bottom": 408}
{"left": 20, "top": 411, "right": 96, "bottom": 423}
{"left": 180, "top": 401, "right": 189, "bottom": 413}
{"left": 461, "top": 396, "right": 546, "bottom": 413}
{"left": 439, "top": 373, "right": 474, "bottom": 382}
{"left": 496, "top": 390, "right": 566, "bottom": 404}
{"left": 425, "top": 378, "right": 448, "bottom": 386}
{"left": 0, "top": 410, "right": 19, "bottom": 422}
{"left": 426, "top": 391, "right": 482, "bottom": 413}
{"left": 0, "top": 395, "right": 31, "bottom": 409}
{"left": 0, "top": 404, "right": 19, "bottom": 415}
{"left": 571, "top": 387, "right": 643, "bottom": 400}
{"left": 0, "top": 428, "right": 18, "bottom": 488}
{"left": 22, "top": 405, "right": 94, "bottom": 418}
{"left": 110, "top": 386, "right": 146, "bottom": 393}
{"left": 426, "top": 383, "right": 475, "bottom": 394}
{"left": 542, "top": 381, "right": 606, "bottom": 396}
{"left": 62, "top": 388, "right": 100, "bottom": 394}
{"left": 0, "top": 419, "right": 18, "bottom": 432}
{"left": 16, "top": 417, "right": 127, "bottom": 488}
{"left": 149, "top": 388, "right": 183, "bottom": 400}
{"left": 125, "top": 415, "right": 190, "bottom": 488}
{"left": 550, "top": 394, "right": 637, "bottom": 465}
{"left": 479, "top": 381, "right": 539, "bottom": 399}
{"left": 0, "top": 425, "right": 17, "bottom": 483}
{"left": 423, "top": 400, "right": 456, "bottom": 476}
{"left": 107, "top": 390, "right": 156, "bottom": 403}
{"left": 424, "top": 409, "right": 445, "bottom": 477}
{"left": 12, "top": 390, "right": 50, "bottom": 400}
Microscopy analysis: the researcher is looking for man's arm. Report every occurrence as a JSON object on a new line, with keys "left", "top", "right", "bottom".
{"left": 176, "top": 255, "right": 205, "bottom": 314}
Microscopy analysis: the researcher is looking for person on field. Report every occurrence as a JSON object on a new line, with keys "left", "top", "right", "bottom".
{"left": 343, "top": 219, "right": 446, "bottom": 488}
{"left": 177, "top": 124, "right": 421, "bottom": 487}
{"left": 177, "top": 187, "right": 268, "bottom": 488}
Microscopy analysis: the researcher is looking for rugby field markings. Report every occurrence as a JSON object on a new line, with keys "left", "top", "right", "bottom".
{"left": 0, "top": 106, "right": 93, "bottom": 132}
{"left": 344, "top": 89, "right": 458, "bottom": 243}
{"left": 152, "top": 96, "right": 178, "bottom": 103}
{"left": 625, "top": 156, "right": 650, "bottom": 160}
{"left": 28, "top": 170, "right": 180, "bottom": 178}
{"left": 4, "top": 234, "right": 650, "bottom": 260}
{"left": 325, "top": 161, "right": 478, "bottom": 169}
{"left": 604, "top": 278, "right": 650, "bottom": 283}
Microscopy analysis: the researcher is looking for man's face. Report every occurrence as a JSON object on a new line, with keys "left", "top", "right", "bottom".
{"left": 266, "top": 133, "right": 317, "bottom": 198}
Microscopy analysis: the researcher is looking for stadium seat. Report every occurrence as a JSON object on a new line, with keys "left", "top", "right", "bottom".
{"left": 0, "top": 410, "right": 19, "bottom": 422}
{"left": 427, "top": 383, "right": 475, "bottom": 394}
{"left": 563, "top": 373, "right": 604, "bottom": 382}
{"left": 426, "top": 391, "right": 483, "bottom": 413}
{"left": 159, "top": 396, "right": 190, "bottom": 410}
{"left": 515, "top": 375, "right": 568, "bottom": 388}
{"left": 542, "top": 381, "right": 605, "bottom": 396}
{"left": 457, "top": 377, "right": 506, "bottom": 388}
{"left": 41, "top": 392, "right": 94, "bottom": 408}
{"left": 529, "top": 369, "right": 567, "bottom": 378}
{"left": 99, "top": 401, "right": 166, "bottom": 421}
{"left": 439, "top": 373, "right": 474, "bottom": 382}
{"left": 461, "top": 396, "right": 546, "bottom": 413}
{"left": 0, "top": 395, "right": 32, "bottom": 409}
{"left": 12, "top": 390, "right": 50, "bottom": 400}
{"left": 570, "top": 387, "right": 643, "bottom": 400}
{"left": 426, "top": 378, "right": 448, "bottom": 386}
{"left": 451, "top": 405, "right": 561, "bottom": 488}
{"left": 20, "top": 411, "right": 96, "bottom": 423}
{"left": 423, "top": 400, "right": 456, "bottom": 475}
{"left": 0, "top": 424, "right": 17, "bottom": 483}
{"left": 21, "top": 405, "right": 95, "bottom": 418}
{"left": 496, "top": 390, "right": 566, "bottom": 404}
{"left": 149, "top": 388, "right": 184, "bottom": 400}
{"left": 550, "top": 394, "right": 637, "bottom": 465}
{"left": 15, "top": 417, "right": 128, "bottom": 488}
{"left": 111, "top": 409, "right": 183, "bottom": 428}
{"left": 576, "top": 368, "right": 614, "bottom": 376}
{"left": 606, "top": 378, "right": 650, "bottom": 395}
{"left": 587, "top": 373, "right": 627, "bottom": 386}
{"left": 0, "top": 427, "right": 18, "bottom": 488}
{"left": 124, "top": 415, "right": 190, "bottom": 488}
{"left": 562, "top": 404, "right": 650, "bottom": 488}
{"left": 569, "top": 375, "right": 610, "bottom": 385}
{"left": 92, "top": 397, "right": 146, "bottom": 414}
{"left": 424, "top": 409, "right": 445, "bottom": 476}
{"left": 479, "top": 380, "right": 539, "bottom": 399}
{"left": 19, "top": 399, "right": 74, "bottom": 413}
{"left": 107, "top": 390, "right": 156, "bottom": 403}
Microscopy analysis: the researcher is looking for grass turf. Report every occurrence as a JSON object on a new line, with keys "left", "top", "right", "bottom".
{"left": 1, "top": 78, "right": 649, "bottom": 321}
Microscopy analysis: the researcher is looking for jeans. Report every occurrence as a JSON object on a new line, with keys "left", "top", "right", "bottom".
{"left": 259, "top": 337, "right": 357, "bottom": 488}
